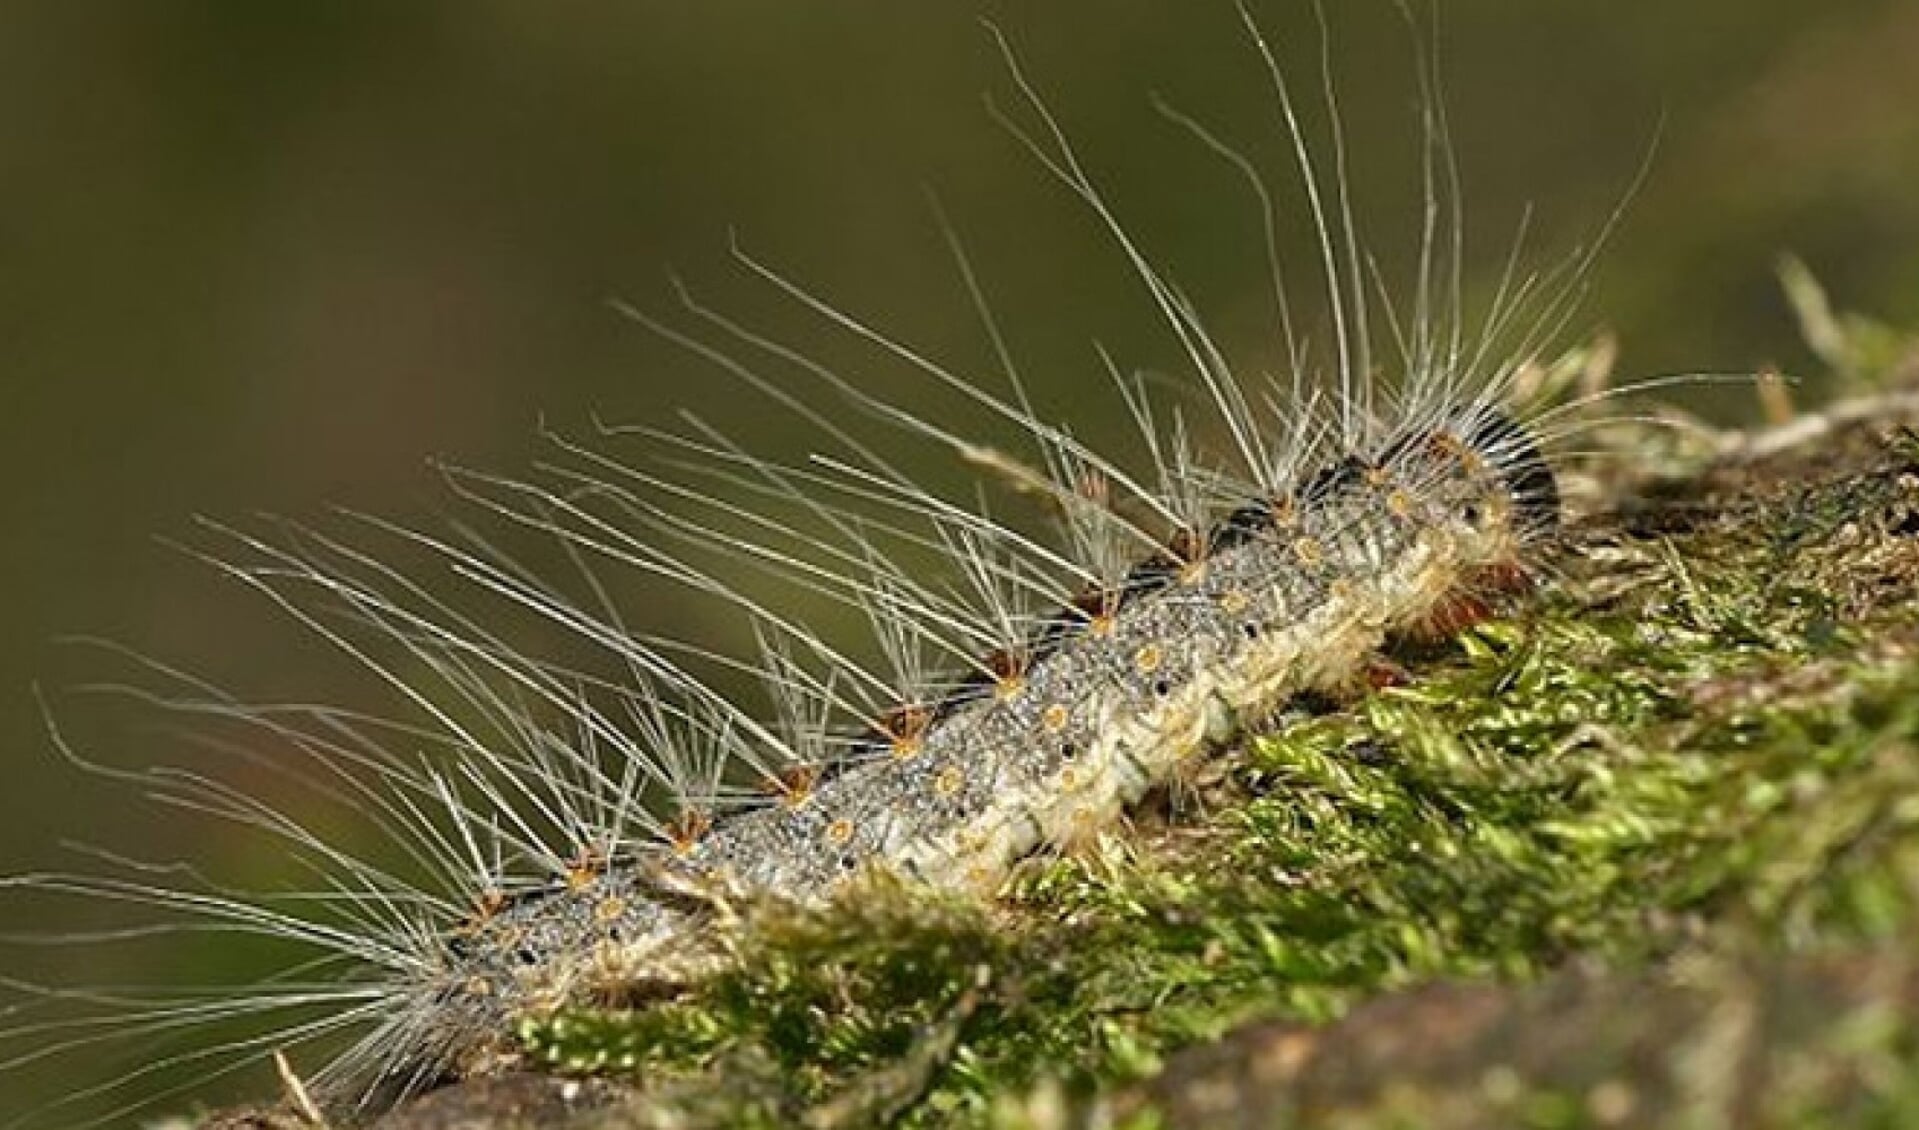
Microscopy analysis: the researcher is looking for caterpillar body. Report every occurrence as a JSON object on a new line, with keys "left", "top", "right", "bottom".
{"left": 452, "top": 408, "right": 1555, "bottom": 1022}
{"left": 4, "top": 6, "right": 1622, "bottom": 1126}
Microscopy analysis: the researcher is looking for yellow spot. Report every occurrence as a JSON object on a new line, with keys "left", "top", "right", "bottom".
{"left": 473, "top": 889, "right": 506, "bottom": 922}
{"left": 1386, "top": 489, "right": 1414, "bottom": 518}
{"left": 881, "top": 704, "right": 933, "bottom": 760}
{"left": 1058, "top": 764, "right": 1081, "bottom": 791}
{"left": 595, "top": 896, "right": 628, "bottom": 924}
{"left": 562, "top": 844, "right": 607, "bottom": 891}
{"left": 1430, "top": 430, "right": 1486, "bottom": 474}
{"left": 1429, "top": 430, "right": 1467, "bottom": 461}
{"left": 665, "top": 808, "right": 712, "bottom": 855}
{"left": 1090, "top": 614, "right": 1116, "bottom": 638}
{"left": 1292, "top": 537, "right": 1324, "bottom": 567}
{"left": 935, "top": 765, "right": 965, "bottom": 797}
{"left": 1135, "top": 645, "right": 1163, "bottom": 674}
{"left": 1219, "top": 589, "right": 1250, "bottom": 615}
{"left": 776, "top": 765, "right": 820, "bottom": 808}
{"left": 1041, "top": 703, "right": 1070, "bottom": 732}
{"left": 464, "top": 976, "right": 492, "bottom": 997}
{"left": 826, "top": 817, "right": 855, "bottom": 846}
{"left": 994, "top": 674, "right": 1026, "bottom": 701}
{"left": 1329, "top": 578, "right": 1356, "bottom": 603}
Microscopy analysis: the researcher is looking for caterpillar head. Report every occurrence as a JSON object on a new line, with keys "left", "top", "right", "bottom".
{"left": 1462, "top": 410, "right": 1561, "bottom": 543}
{"left": 1383, "top": 410, "right": 1560, "bottom": 582}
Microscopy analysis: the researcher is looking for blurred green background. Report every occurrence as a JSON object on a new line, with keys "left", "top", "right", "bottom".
{"left": 3, "top": 0, "right": 1918, "bottom": 1119}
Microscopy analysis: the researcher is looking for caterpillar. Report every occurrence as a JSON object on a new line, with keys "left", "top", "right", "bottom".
{"left": 3, "top": 5, "right": 1645, "bottom": 1126}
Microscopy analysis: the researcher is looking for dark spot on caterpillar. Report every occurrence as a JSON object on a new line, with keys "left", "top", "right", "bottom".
{"left": 516, "top": 947, "right": 538, "bottom": 966}
{"left": 1070, "top": 585, "right": 1123, "bottom": 622}
{"left": 1241, "top": 621, "right": 1261, "bottom": 639}
{"left": 1300, "top": 455, "right": 1371, "bottom": 505}
{"left": 1060, "top": 740, "right": 1079, "bottom": 761}
{"left": 1462, "top": 410, "right": 1560, "bottom": 535}
{"left": 925, "top": 679, "right": 994, "bottom": 731}
{"left": 1121, "top": 552, "right": 1180, "bottom": 598}
{"left": 804, "top": 754, "right": 862, "bottom": 792}
{"left": 1208, "top": 501, "right": 1277, "bottom": 553}
{"left": 1461, "top": 502, "right": 1483, "bottom": 525}
{"left": 1152, "top": 679, "right": 1171, "bottom": 698}
{"left": 1164, "top": 524, "right": 1206, "bottom": 566}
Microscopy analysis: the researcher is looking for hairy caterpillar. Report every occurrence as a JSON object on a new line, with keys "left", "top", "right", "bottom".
{"left": 2, "top": 5, "right": 1648, "bottom": 1126}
